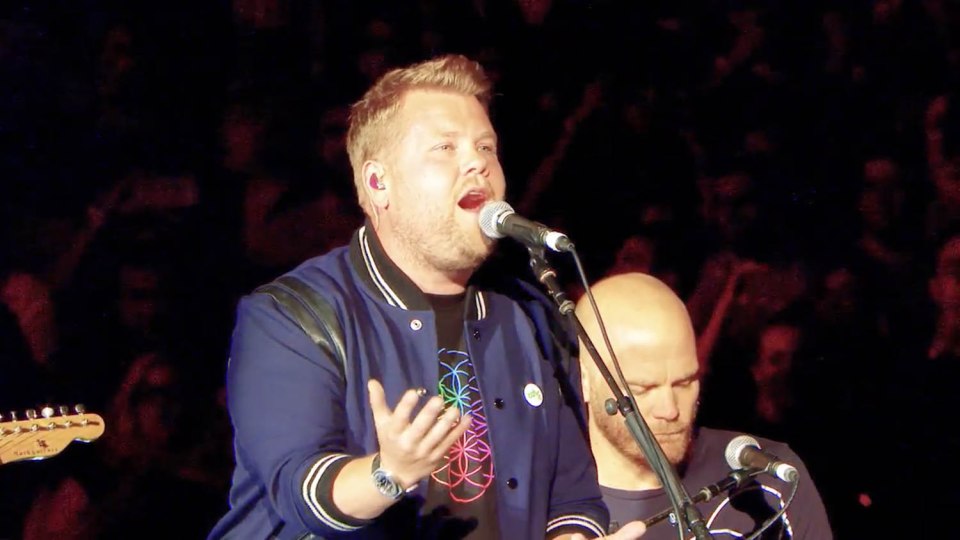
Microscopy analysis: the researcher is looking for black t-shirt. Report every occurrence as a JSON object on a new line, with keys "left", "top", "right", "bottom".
{"left": 602, "top": 427, "right": 831, "bottom": 540}
{"left": 420, "top": 292, "right": 500, "bottom": 540}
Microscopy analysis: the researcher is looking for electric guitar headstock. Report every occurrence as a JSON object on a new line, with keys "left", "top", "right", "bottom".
{"left": 0, "top": 405, "right": 105, "bottom": 465}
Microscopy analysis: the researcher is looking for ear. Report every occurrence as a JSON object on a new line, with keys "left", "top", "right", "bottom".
{"left": 361, "top": 160, "right": 389, "bottom": 209}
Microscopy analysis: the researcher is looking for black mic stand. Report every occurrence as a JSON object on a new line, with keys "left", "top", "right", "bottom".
{"left": 527, "top": 247, "right": 714, "bottom": 540}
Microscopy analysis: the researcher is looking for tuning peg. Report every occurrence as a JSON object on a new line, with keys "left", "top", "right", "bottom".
{"left": 59, "top": 405, "right": 69, "bottom": 416}
{"left": 8, "top": 412, "right": 21, "bottom": 433}
{"left": 74, "top": 404, "right": 86, "bottom": 415}
{"left": 41, "top": 406, "right": 54, "bottom": 419}
{"left": 26, "top": 409, "right": 37, "bottom": 420}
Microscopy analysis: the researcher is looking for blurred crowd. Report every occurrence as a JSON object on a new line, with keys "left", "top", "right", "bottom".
{"left": 2, "top": 0, "right": 959, "bottom": 537}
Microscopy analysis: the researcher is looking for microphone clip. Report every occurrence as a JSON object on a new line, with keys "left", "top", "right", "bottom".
{"left": 527, "top": 247, "right": 575, "bottom": 315}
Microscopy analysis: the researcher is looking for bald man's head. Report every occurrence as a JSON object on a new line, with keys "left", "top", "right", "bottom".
{"left": 575, "top": 273, "right": 695, "bottom": 358}
{"left": 576, "top": 273, "right": 700, "bottom": 477}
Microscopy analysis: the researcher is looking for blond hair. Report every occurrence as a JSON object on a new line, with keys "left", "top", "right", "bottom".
{"left": 345, "top": 54, "right": 493, "bottom": 217}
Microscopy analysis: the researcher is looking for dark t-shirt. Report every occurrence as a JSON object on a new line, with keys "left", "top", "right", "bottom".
{"left": 602, "top": 427, "right": 831, "bottom": 540}
{"left": 420, "top": 292, "right": 500, "bottom": 539}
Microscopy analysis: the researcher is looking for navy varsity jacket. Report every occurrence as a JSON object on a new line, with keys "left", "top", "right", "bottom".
{"left": 208, "top": 225, "right": 608, "bottom": 539}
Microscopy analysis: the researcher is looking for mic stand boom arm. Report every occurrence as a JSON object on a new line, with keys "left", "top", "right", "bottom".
{"left": 643, "top": 468, "right": 761, "bottom": 529}
{"left": 527, "top": 247, "right": 714, "bottom": 540}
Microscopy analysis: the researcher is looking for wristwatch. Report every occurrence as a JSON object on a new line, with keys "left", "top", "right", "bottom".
{"left": 371, "top": 453, "right": 405, "bottom": 500}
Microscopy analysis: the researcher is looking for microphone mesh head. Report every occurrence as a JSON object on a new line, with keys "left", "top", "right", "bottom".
{"left": 724, "top": 435, "right": 761, "bottom": 470}
{"left": 478, "top": 201, "right": 513, "bottom": 240}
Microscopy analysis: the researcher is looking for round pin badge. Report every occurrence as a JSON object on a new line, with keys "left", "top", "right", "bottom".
{"left": 523, "top": 383, "right": 544, "bottom": 407}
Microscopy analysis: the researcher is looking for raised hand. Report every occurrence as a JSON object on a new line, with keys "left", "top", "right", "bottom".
{"left": 367, "top": 379, "right": 472, "bottom": 489}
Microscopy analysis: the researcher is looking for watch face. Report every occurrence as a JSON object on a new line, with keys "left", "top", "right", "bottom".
{"left": 373, "top": 469, "right": 403, "bottom": 499}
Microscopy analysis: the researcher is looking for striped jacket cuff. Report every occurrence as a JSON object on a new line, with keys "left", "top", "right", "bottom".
{"left": 302, "top": 453, "right": 371, "bottom": 532}
{"left": 546, "top": 514, "right": 606, "bottom": 538}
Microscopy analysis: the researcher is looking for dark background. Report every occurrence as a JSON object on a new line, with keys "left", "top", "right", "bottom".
{"left": 2, "top": 0, "right": 958, "bottom": 537}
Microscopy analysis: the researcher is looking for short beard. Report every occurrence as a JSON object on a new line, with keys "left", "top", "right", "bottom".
{"left": 589, "top": 396, "right": 697, "bottom": 471}
{"left": 429, "top": 235, "right": 494, "bottom": 275}
{"left": 394, "top": 211, "right": 494, "bottom": 276}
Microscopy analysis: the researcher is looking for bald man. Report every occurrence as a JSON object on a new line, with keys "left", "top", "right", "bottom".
{"left": 577, "top": 273, "right": 832, "bottom": 539}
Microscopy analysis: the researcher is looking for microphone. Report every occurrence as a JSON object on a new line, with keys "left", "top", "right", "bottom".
{"left": 724, "top": 435, "right": 799, "bottom": 483}
{"left": 478, "top": 201, "right": 573, "bottom": 253}
{"left": 643, "top": 468, "right": 759, "bottom": 528}
{"left": 696, "top": 467, "right": 757, "bottom": 502}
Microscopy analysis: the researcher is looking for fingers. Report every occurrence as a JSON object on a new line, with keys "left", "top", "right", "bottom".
{"left": 390, "top": 388, "right": 424, "bottom": 427}
{"left": 367, "top": 379, "right": 390, "bottom": 424}
{"left": 367, "top": 381, "right": 474, "bottom": 484}
{"left": 431, "top": 415, "right": 472, "bottom": 462}
{"left": 369, "top": 380, "right": 423, "bottom": 434}
{"left": 406, "top": 396, "right": 446, "bottom": 437}
{"left": 399, "top": 397, "right": 472, "bottom": 464}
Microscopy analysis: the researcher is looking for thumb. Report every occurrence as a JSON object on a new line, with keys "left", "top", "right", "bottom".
{"left": 606, "top": 520, "right": 647, "bottom": 539}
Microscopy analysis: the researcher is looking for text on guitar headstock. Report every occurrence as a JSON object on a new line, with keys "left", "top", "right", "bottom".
{"left": 0, "top": 404, "right": 106, "bottom": 465}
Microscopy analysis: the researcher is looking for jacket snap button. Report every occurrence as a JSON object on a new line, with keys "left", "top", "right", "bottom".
{"left": 472, "top": 328, "right": 481, "bottom": 340}
{"left": 494, "top": 398, "right": 504, "bottom": 409}
{"left": 507, "top": 478, "right": 518, "bottom": 489}
{"left": 410, "top": 319, "right": 422, "bottom": 331}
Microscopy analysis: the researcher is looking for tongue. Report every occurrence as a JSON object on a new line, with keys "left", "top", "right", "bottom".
{"left": 458, "top": 192, "right": 487, "bottom": 210}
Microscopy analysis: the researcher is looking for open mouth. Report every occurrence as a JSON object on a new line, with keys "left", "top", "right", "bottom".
{"left": 457, "top": 190, "right": 489, "bottom": 211}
